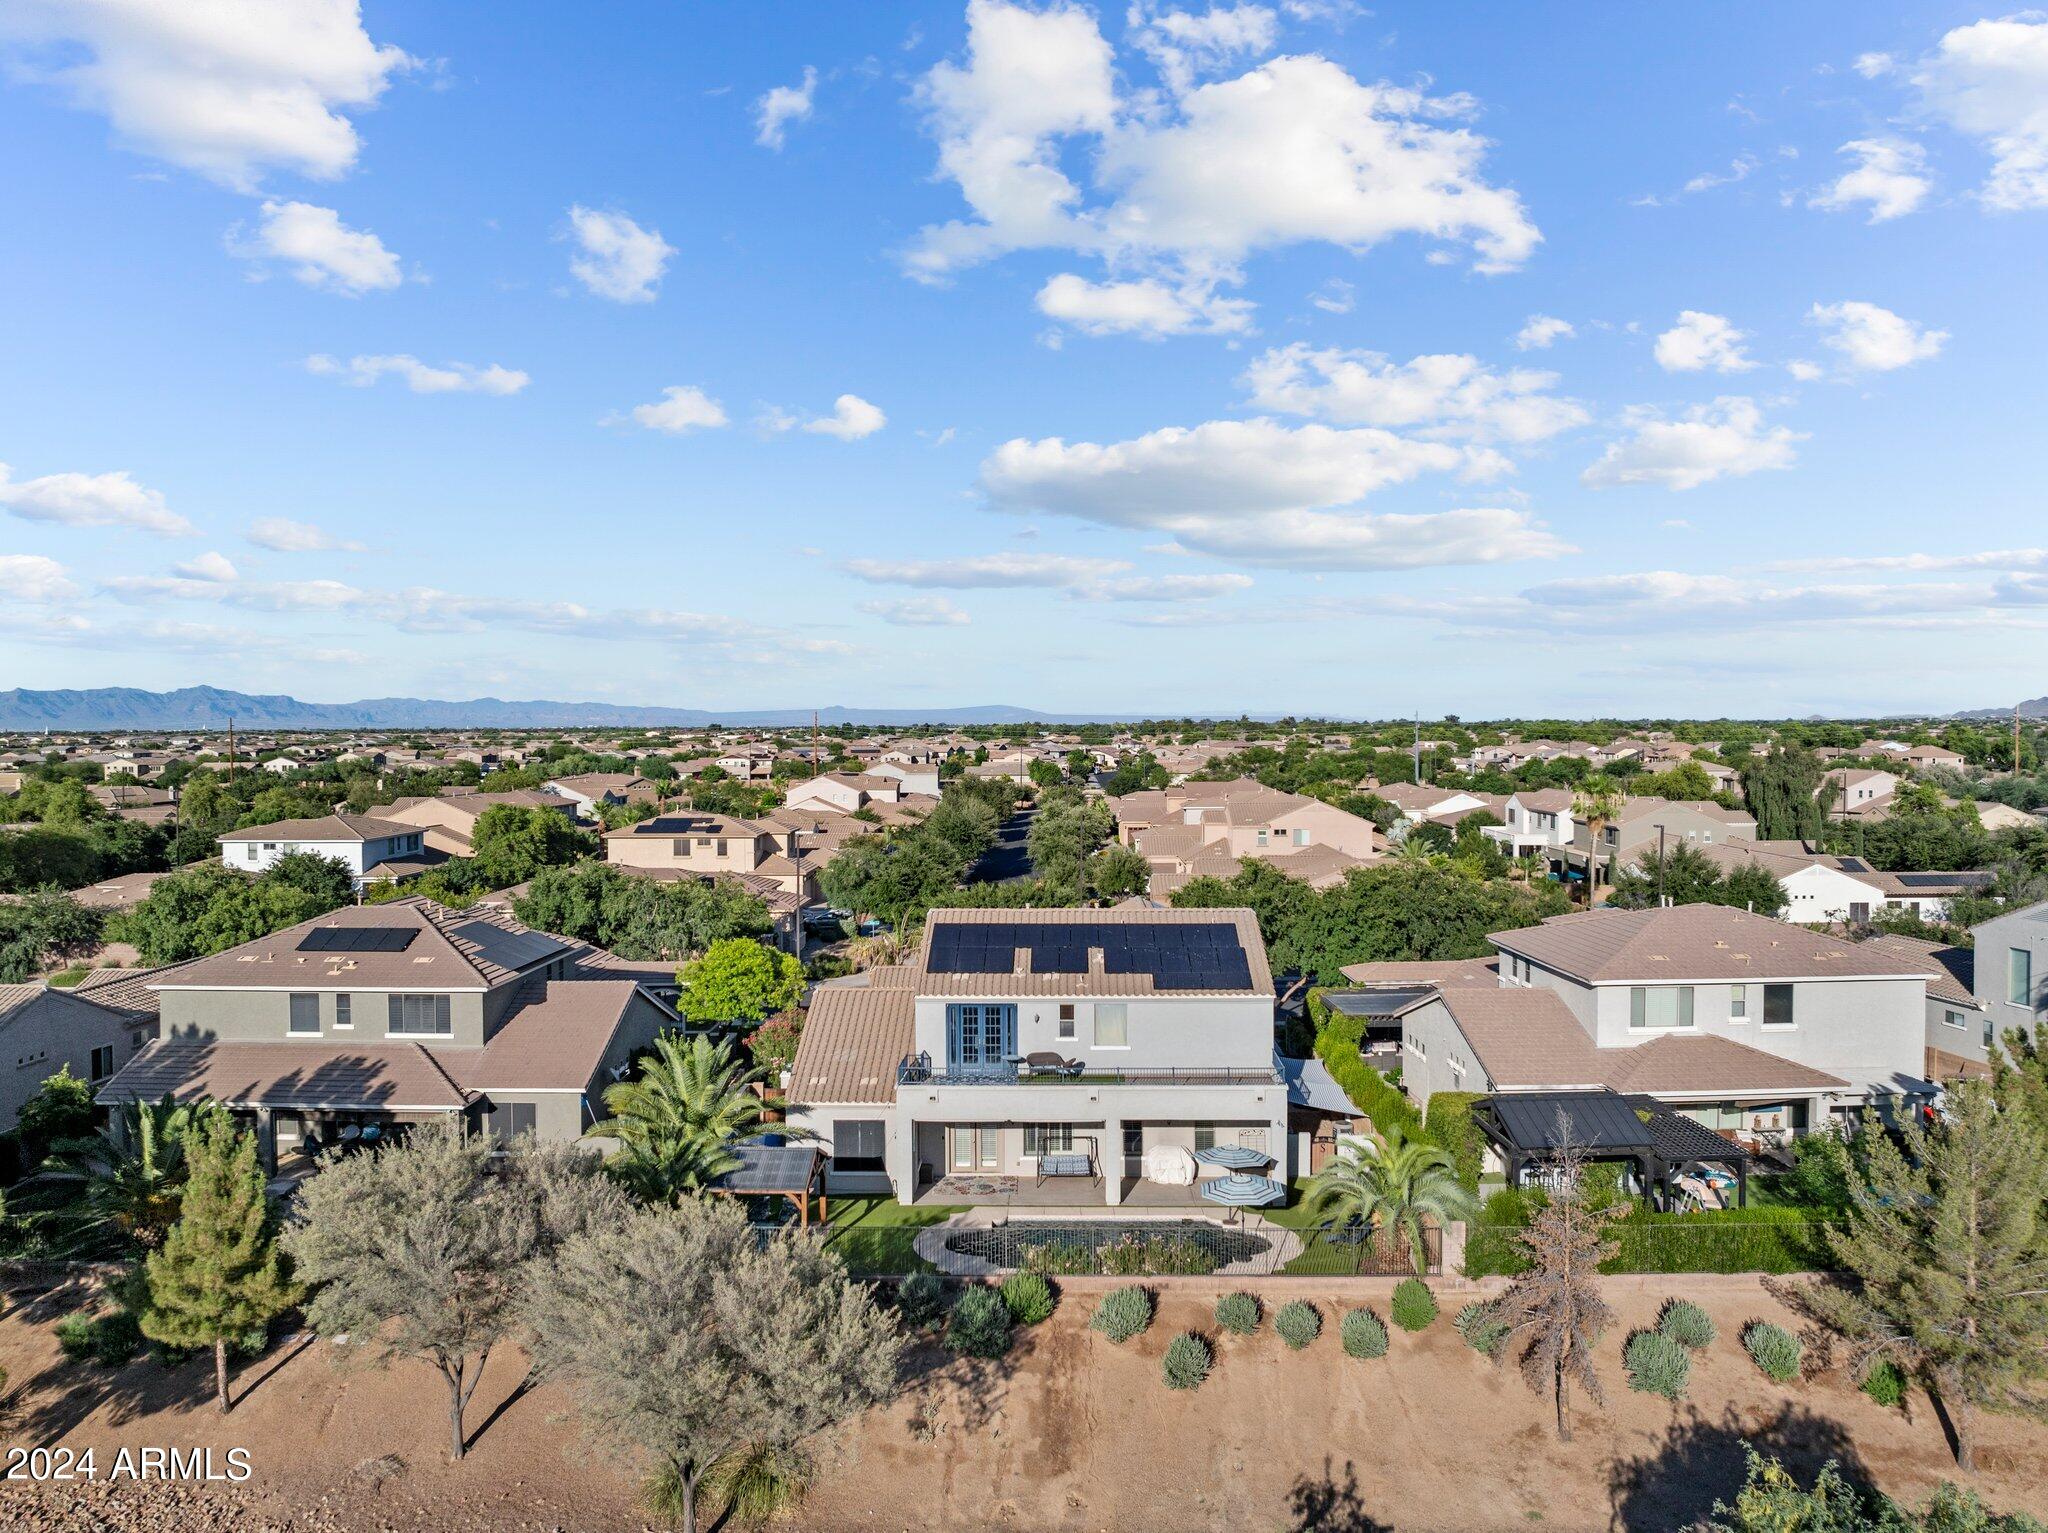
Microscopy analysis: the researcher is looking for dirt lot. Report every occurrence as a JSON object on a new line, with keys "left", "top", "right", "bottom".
{"left": 3, "top": 1274, "right": 2045, "bottom": 1533}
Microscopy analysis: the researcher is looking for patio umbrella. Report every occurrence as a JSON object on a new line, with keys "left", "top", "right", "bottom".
{"left": 1197, "top": 1173, "right": 1285, "bottom": 1208}
{"left": 1193, "top": 1145, "right": 1271, "bottom": 1171}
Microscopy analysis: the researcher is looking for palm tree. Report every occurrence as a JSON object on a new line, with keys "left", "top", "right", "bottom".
{"left": 586, "top": 1032, "right": 796, "bottom": 1203}
{"left": 37, "top": 1097, "right": 221, "bottom": 1253}
{"left": 1302, "top": 1124, "right": 1479, "bottom": 1275}
{"left": 1571, "top": 784, "right": 1623, "bottom": 908}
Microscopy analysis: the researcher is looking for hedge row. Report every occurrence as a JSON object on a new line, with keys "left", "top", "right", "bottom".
{"left": 1461, "top": 1186, "right": 1832, "bottom": 1278}
{"left": 1309, "top": 992, "right": 1483, "bottom": 1192}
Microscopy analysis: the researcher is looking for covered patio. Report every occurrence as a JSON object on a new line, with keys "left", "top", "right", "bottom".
{"left": 1477, "top": 1088, "right": 1751, "bottom": 1210}
{"left": 707, "top": 1143, "right": 827, "bottom": 1227}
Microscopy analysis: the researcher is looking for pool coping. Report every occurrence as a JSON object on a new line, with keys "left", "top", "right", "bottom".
{"left": 914, "top": 1208, "right": 1302, "bottom": 1276}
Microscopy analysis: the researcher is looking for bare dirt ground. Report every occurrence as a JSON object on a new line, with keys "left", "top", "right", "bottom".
{"left": 3, "top": 1275, "right": 2045, "bottom": 1533}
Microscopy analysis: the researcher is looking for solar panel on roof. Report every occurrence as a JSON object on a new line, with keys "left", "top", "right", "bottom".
{"left": 298, "top": 927, "right": 417, "bottom": 954}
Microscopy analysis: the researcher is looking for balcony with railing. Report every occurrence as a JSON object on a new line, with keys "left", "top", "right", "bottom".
{"left": 896, "top": 1052, "right": 1281, "bottom": 1087}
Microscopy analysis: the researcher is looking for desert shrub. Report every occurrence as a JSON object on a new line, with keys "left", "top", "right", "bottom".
{"left": 56, "top": 1310, "right": 141, "bottom": 1368}
{"left": 1861, "top": 1358, "right": 1908, "bottom": 1408}
{"left": 55, "top": 1313, "right": 95, "bottom": 1361}
{"left": 1657, "top": 1298, "right": 1716, "bottom": 1350}
{"left": 1000, "top": 1271, "right": 1056, "bottom": 1326}
{"left": 946, "top": 1287, "right": 1012, "bottom": 1358}
{"left": 1162, "top": 1332, "right": 1212, "bottom": 1390}
{"left": 1454, "top": 1300, "right": 1508, "bottom": 1357}
{"left": 1274, "top": 1299, "right": 1322, "bottom": 1350}
{"left": 896, "top": 1272, "right": 947, "bottom": 1329}
{"left": 1390, "top": 1278, "right": 1437, "bottom": 1332}
{"left": 1215, "top": 1291, "right": 1260, "bottom": 1336}
{"left": 1090, "top": 1285, "right": 1154, "bottom": 1344}
{"left": 1624, "top": 1329, "right": 1691, "bottom": 1400}
{"left": 1742, "top": 1321, "right": 1802, "bottom": 1383}
{"left": 1340, "top": 1307, "right": 1388, "bottom": 1360}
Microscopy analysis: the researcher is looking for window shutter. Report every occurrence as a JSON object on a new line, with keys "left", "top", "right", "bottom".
{"left": 388, "top": 995, "right": 402, "bottom": 1029}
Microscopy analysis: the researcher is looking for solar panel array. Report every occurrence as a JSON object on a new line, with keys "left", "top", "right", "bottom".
{"left": 298, "top": 927, "right": 419, "bottom": 954}
{"left": 927, "top": 920, "right": 1252, "bottom": 991}
{"left": 1837, "top": 856, "right": 1871, "bottom": 872}
{"left": 1893, "top": 871, "right": 1987, "bottom": 889}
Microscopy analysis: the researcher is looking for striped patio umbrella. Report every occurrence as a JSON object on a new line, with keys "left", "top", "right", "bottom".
{"left": 1197, "top": 1172, "right": 1286, "bottom": 1208}
{"left": 1193, "top": 1145, "right": 1272, "bottom": 1171}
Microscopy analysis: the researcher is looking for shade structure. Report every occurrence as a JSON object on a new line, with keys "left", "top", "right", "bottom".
{"left": 1193, "top": 1144, "right": 1272, "bottom": 1171}
{"left": 1197, "top": 1172, "right": 1285, "bottom": 1207}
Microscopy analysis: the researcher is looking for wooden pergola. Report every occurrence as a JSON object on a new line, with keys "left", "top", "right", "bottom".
{"left": 706, "top": 1143, "right": 827, "bottom": 1227}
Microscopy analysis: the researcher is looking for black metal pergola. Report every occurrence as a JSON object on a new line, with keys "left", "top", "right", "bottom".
{"left": 1475, "top": 1089, "right": 1749, "bottom": 1209}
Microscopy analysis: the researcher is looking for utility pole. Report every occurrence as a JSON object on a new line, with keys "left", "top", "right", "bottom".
{"left": 1412, "top": 717, "right": 1421, "bottom": 786}
{"left": 2016, "top": 706, "right": 2024, "bottom": 778}
{"left": 1656, "top": 824, "right": 1668, "bottom": 906}
{"left": 227, "top": 715, "right": 237, "bottom": 785}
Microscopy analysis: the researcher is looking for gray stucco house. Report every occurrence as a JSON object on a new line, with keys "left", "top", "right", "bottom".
{"left": 93, "top": 897, "right": 674, "bottom": 1172}
{"left": 1, "top": 981, "right": 156, "bottom": 1135}
{"left": 1967, "top": 898, "right": 2048, "bottom": 1057}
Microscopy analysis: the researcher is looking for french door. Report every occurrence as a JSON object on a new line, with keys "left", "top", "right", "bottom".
{"left": 949, "top": 1127, "right": 1000, "bottom": 1173}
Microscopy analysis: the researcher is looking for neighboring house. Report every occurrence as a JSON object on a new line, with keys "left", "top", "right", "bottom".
{"left": 966, "top": 750, "right": 1051, "bottom": 783}
{"left": 1856, "top": 933, "right": 1990, "bottom": 1083}
{"left": 1396, "top": 905, "right": 1934, "bottom": 1141}
{"left": 784, "top": 772, "right": 907, "bottom": 816}
{"left": 1885, "top": 744, "right": 1967, "bottom": 772}
{"left": 217, "top": 814, "right": 439, "bottom": 890}
{"left": 382, "top": 789, "right": 577, "bottom": 857}
{"left": 1967, "top": 899, "right": 2048, "bottom": 1059}
{"left": 1975, "top": 801, "right": 2039, "bottom": 833}
{"left": 1573, "top": 797, "right": 1757, "bottom": 871}
{"left": 1683, "top": 841, "right": 1992, "bottom": 925}
{"left": 1110, "top": 778, "right": 1379, "bottom": 898}
{"left": 712, "top": 753, "right": 776, "bottom": 782}
{"left": 862, "top": 758, "right": 943, "bottom": 796}
{"left": 543, "top": 773, "right": 659, "bottom": 821}
{"left": 603, "top": 810, "right": 816, "bottom": 947}
{"left": 1490, "top": 788, "right": 1578, "bottom": 866}
{"left": 785, "top": 906, "right": 1289, "bottom": 1205}
{"left": 1372, "top": 783, "right": 1495, "bottom": 826}
{"left": 1821, "top": 769, "right": 1899, "bottom": 819}
{"left": 94, "top": 898, "right": 674, "bottom": 1173}
{"left": 1, "top": 982, "right": 156, "bottom": 1134}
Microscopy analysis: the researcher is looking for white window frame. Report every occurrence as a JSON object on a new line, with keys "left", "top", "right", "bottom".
{"left": 1629, "top": 985, "right": 1695, "bottom": 1031}
{"left": 1093, "top": 1002, "right": 1129, "bottom": 1049}
{"left": 1728, "top": 985, "right": 1748, "bottom": 1021}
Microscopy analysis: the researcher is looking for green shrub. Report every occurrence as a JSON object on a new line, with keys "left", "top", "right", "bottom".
{"left": 1390, "top": 1278, "right": 1437, "bottom": 1332}
{"left": 1274, "top": 1300, "right": 1322, "bottom": 1350}
{"left": 1000, "top": 1271, "right": 1056, "bottom": 1326}
{"left": 1214, "top": 1291, "right": 1260, "bottom": 1336}
{"left": 1162, "top": 1331, "right": 1212, "bottom": 1390}
{"left": 1861, "top": 1358, "right": 1908, "bottom": 1408}
{"left": 1089, "top": 1285, "right": 1154, "bottom": 1344}
{"left": 896, "top": 1272, "right": 947, "bottom": 1329}
{"left": 55, "top": 1313, "right": 96, "bottom": 1361}
{"left": 1339, "top": 1307, "right": 1388, "bottom": 1360}
{"left": 946, "top": 1287, "right": 1012, "bottom": 1358}
{"left": 1454, "top": 1300, "right": 1508, "bottom": 1357}
{"left": 1624, "top": 1329, "right": 1691, "bottom": 1400}
{"left": 1423, "top": 1090, "right": 1487, "bottom": 1191}
{"left": 1657, "top": 1298, "right": 1716, "bottom": 1350}
{"left": 1742, "top": 1321, "right": 1802, "bottom": 1383}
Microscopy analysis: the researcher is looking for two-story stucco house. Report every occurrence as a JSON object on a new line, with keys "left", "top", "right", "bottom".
{"left": 94, "top": 898, "right": 673, "bottom": 1172}
{"left": 785, "top": 907, "right": 1288, "bottom": 1206}
{"left": 602, "top": 810, "right": 816, "bottom": 948}
{"left": 0, "top": 982, "right": 156, "bottom": 1134}
{"left": 1379, "top": 905, "right": 1934, "bottom": 1143}
{"left": 1966, "top": 898, "right": 2048, "bottom": 1057}
{"left": 1489, "top": 789, "right": 1578, "bottom": 867}
{"left": 217, "top": 814, "right": 437, "bottom": 891}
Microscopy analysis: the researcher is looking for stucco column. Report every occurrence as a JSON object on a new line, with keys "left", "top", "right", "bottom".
{"left": 1102, "top": 1115, "right": 1123, "bottom": 1205}
{"left": 887, "top": 1112, "right": 920, "bottom": 1206}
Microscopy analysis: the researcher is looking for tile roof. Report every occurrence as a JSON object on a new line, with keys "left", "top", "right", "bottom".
{"left": 912, "top": 905, "right": 1274, "bottom": 998}
{"left": 603, "top": 811, "right": 773, "bottom": 840}
{"left": 1856, "top": 934, "right": 1978, "bottom": 1009}
{"left": 217, "top": 813, "right": 417, "bottom": 843}
{"left": 1339, "top": 957, "right": 1501, "bottom": 987}
{"left": 445, "top": 978, "right": 664, "bottom": 1092}
{"left": 788, "top": 973, "right": 916, "bottom": 1104}
{"left": 1490, "top": 904, "right": 1930, "bottom": 983}
{"left": 97, "top": 1039, "right": 473, "bottom": 1112}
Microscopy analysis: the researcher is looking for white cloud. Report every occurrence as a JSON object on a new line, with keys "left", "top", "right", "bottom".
{"left": 845, "top": 552, "right": 1131, "bottom": 588}
{"left": 801, "top": 394, "right": 887, "bottom": 440}
{"left": 1786, "top": 359, "right": 1824, "bottom": 382}
{"left": 1682, "top": 153, "right": 1759, "bottom": 196}
{"left": 1080, "top": 571, "right": 1255, "bottom": 601}
{"left": 566, "top": 205, "right": 675, "bottom": 303}
{"left": 0, "top": 553, "right": 79, "bottom": 602}
{"left": 1768, "top": 547, "right": 2048, "bottom": 574}
{"left": 0, "top": 461, "right": 194, "bottom": 536}
{"left": 304, "top": 353, "right": 530, "bottom": 394}
{"left": 980, "top": 417, "right": 1570, "bottom": 569}
{"left": 612, "top": 385, "right": 730, "bottom": 435}
{"left": 861, "top": 595, "right": 971, "bottom": 626}
{"left": 230, "top": 200, "right": 402, "bottom": 294}
{"left": 0, "top": 0, "right": 412, "bottom": 191}
{"left": 1581, "top": 397, "right": 1802, "bottom": 492}
{"left": 1035, "top": 272, "right": 1254, "bottom": 337}
{"left": 1309, "top": 277, "right": 1354, "bottom": 314}
{"left": 173, "top": 551, "right": 238, "bottom": 582}
{"left": 1912, "top": 16, "right": 2048, "bottom": 210}
{"left": 907, "top": 0, "right": 1538, "bottom": 310}
{"left": 246, "top": 516, "right": 364, "bottom": 553}
{"left": 1515, "top": 314, "right": 1574, "bottom": 350}
{"left": 1809, "top": 138, "right": 1932, "bottom": 222}
{"left": 1127, "top": 3, "right": 1278, "bottom": 94}
{"left": 1242, "top": 343, "right": 1589, "bottom": 443}
{"left": 1653, "top": 311, "right": 1756, "bottom": 373}
{"left": 1854, "top": 52, "right": 1897, "bottom": 79}
{"left": 1807, "top": 300, "right": 1946, "bottom": 372}
{"left": 755, "top": 65, "right": 817, "bottom": 150}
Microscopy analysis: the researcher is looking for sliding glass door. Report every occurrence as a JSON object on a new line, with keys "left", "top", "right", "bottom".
{"left": 948, "top": 1126, "right": 1000, "bottom": 1173}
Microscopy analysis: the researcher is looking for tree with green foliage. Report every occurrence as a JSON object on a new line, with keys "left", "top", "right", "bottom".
{"left": 1708, "top": 1448, "right": 2047, "bottom": 1532}
{"left": 1606, "top": 845, "right": 1788, "bottom": 917}
{"left": 587, "top": 1031, "right": 785, "bottom": 1202}
{"left": 139, "top": 1114, "right": 298, "bottom": 1411}
{"left": 523, "top": 1196, "right": 900, "bottom": 1533}
{"left": 468, "top": 805, "right": 599, "bottom": 889}
{"left": 1797, "top": 1079, "right": 2048, "bottom": 1470}
{"left": 38, "top": 1097, "right": 221, "bottom": 1253}
{"left": 513, "top": 861, "right": 769, "bottom": 960}
{"left": 1026, "top": 758, "right": 1063, "bottom": 789}
{"left": 1741, "top": 745, "right": 1826, "bottom": 842}
{"left": 681, "top": 938, "right": 805, "bottom": 1024}
{"left": 1086, "top": 842, "right": 1152, "bottom": 901}
{"left": 0, "top": 887, "right": 103, "bottom": 982}
{"left": 108, "top": 860, "right": 352, "bottom": 965}
{"left": 16, "top": 1066, "right": 98, "bottom": 1166}
{"left": 1302, "top": 1124, "right": 1478, "bottom": 1274}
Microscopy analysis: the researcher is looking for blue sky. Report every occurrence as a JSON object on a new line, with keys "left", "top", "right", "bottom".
{"left": 2, "top": 1, "right": 2044, "bottom": 718}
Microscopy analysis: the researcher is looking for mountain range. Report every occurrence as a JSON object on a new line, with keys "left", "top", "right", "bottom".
{"left": 1951, "top": 697, "right": 2048, "bottom": 722}
{"left": 0, "top": 687, "right": 1115, "bottom": 732}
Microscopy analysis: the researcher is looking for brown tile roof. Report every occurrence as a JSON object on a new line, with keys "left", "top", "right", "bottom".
{"left": 603, "top": 811, "right": 772, "bottom": 840}
{"left": 97, "top": 1038, "right": 473, "bottom": 1112}
{"left": 71, "top": 964, "right": 176, "bottom": 1016}
{"left": 217, "top": 813, "right": 417, "bottom": 842}
{"left": 1513, "top": 788, "right": 1575, "bottom": 812}
{"left": 788, "top": 974, "right": 915, "bottom": 1105}
{"left": 1857, "top": 934, "right": 1978, "bottom": 1009}
{"left": 913, "top": 905, "right": 1274, "bottom": 998}
{"left": 1339, "top": 957, "right": 1500, "bottom": 987}
{"left": 446, "top": 979, "right": 665, "bottom": 1093}
{"left": 1490, "top": 904, "right": 1930, "bottom": 983}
